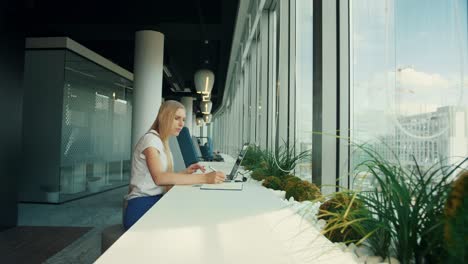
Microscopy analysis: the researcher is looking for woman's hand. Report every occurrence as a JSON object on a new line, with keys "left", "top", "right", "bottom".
{"left": 205, "top": 171, "right": 226, "bottom": 184}
{"left": 185, "top": 163, "right": 206, "bottom": 174}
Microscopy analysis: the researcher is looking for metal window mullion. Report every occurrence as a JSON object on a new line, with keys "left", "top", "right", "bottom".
{"left": 250, "top": 43, "right": 257, "bottom": 142}
{"left": 260, "top": 12, "right": 270, "bottom": 150}
{"left": 338, "top": 0, "right": 350, "bottom": 190}
{"left": 321, "top": 0, "right": 338, "bottom": 195}
{"left": 268, "top": 9, "right": 277, "bottom": 151}
{"left": 289, "top": 0, "right": 297, "bottom": 149}
{"left": 277, "top": 0, "right": 290, "bottom": 147}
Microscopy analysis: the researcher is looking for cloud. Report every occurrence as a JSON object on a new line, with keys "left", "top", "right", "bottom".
{"left": 398, "top": 67, "right": 450, "bottom": 90}
{"left": 353, "top": 69, "right": 467, "bottom": 115}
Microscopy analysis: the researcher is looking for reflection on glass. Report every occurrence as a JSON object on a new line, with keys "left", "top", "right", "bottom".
{"left": 351, "top": 0, "right": 468, "bottom": 189}
{"left": 60, "top": 51, "right": 133, "bottom": 201}
{"left": 295, "top": 0, "right": 313, "bottom": 181}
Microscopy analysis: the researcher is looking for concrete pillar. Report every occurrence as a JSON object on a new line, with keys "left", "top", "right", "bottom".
{"left": 180, "top": 96, "right": 193, "bottom": 134}
{"left": 131, "top": 30, "right": 164, "bottom": 148}
{"left": 202, "top": 125, "right": 207, "bottom": 137}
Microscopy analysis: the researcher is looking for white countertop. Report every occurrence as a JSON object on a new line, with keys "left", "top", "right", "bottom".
{"left": 96, "top": 180, "right": 356, "bottom": 264}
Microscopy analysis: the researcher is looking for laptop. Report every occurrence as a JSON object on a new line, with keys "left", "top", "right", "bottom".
{"left": 225, "top": 143, "right": 249, "bottom": 181}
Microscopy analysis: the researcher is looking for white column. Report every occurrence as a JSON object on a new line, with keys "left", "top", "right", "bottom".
{"left": 131, "top": 30, "right": 165, "bottom": 148}
{"left": 181, "top": 96, "right": 193, "bottom": 134}
{"left": 202, "top": 125, "right": 207, "bottom": 138}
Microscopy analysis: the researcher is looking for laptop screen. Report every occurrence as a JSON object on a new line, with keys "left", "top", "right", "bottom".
{"left": 227, "top": 144, "right": 249, "bottom": 180}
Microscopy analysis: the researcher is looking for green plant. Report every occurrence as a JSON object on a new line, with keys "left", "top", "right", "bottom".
{"left": 284, "top": 180, "right": 321, "bottom": 202}
{"left": 318, "top": 191, "right": 371, "bottom": 245}
{"left": 355, "top": 145, "right": 467, "bottom": 264}
{"left": 444, "top": 170, "right": 467, "bottom": 263}
{"left": 282, "top": 175, "right": 302, "bottom": 190}
{"left": 241, "top": 145, "right": 264, "bottom": 170}
{"left": 260, "top": 142, "right": 311, "bottom": 179}
{"left": 262, "top": 176, "right": 283, "bottom": 190}
{"left": 251, "top": 167, "right": 269, "bottom": 181}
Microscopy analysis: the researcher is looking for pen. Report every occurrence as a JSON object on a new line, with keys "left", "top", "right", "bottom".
{"left": 208, "top": 165, "right": 217, "bottom": 172}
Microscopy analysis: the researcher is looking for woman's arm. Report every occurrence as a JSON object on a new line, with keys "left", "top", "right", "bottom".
{"left": 144, "top": 147, "right": 225, "bottom": 185}
{"left": 181, "top": 163, "right": 206, "bottom": 174}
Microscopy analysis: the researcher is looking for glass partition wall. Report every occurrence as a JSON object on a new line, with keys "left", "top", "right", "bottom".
{"left": 21, "top": 43, "right": 133, "bottom": 203}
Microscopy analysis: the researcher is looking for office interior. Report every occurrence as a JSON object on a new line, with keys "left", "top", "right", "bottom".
{"left": 0, "top": 0, "right": 467, "bottom": 263}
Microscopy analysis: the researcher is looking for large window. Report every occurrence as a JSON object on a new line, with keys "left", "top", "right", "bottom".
{"left": 350, "top": 0, "right": 468, "bottom": 188}
{"left": 295, "top": 0, "right": 313, "bottom": 180}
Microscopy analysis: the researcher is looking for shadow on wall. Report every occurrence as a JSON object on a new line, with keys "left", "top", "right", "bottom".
{"left": 0, "top": 13, "right": 25, "bottom": 230}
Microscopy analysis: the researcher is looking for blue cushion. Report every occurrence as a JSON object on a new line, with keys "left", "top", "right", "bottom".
{"left": 200, "top": 136, "right": 214, "bottom": 160}
{"left": 207, "top": 137, "right": 214, "bottom": 155}
{"left": 176, "top": 127, "right": 199, "bottom": 167}
{"left": 200, "top": 144, "right": 213, "bottom": 161}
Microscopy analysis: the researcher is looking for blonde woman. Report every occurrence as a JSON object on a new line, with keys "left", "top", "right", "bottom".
{"left": 124, "top": 100, "right": 225, "bottom": 229}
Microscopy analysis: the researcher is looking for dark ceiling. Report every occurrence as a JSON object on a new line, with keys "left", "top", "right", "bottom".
{"left": 6, "top": 0, "right": 239, "bottom": 114}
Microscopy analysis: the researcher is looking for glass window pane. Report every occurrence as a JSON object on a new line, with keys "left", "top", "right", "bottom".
{"left": 295, "top": 0, "right": 313, "bottom": 181}
{"left": 350, "top": 0, "right": 468, "bottom": 189}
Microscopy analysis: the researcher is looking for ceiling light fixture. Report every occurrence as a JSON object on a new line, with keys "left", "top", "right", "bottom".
{"left": 200, "top": 100, "right": 212, "bottom": 114}
{"left": 196, "top": 117, "right": 204, "bottom": 126}
{"left": 202, "top": 93, "right": 211, "bottom": 102}
{"left": 194, "top": 69, "right": 214, "bottom": 94}
{"left": 203, "top": 114, "right": 212, "bottom": 124}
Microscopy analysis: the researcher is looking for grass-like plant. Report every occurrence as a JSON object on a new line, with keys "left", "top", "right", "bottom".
{"left": 318, "top": 191, "right": 371, "bottom": 245}
{"left": 354, "top": 145, "right": 467, "bottom": 264}
{"left": 257, "top": 142, "right": 311, "bottom": 179}
{"left": 241, "top": 145, "right": 265, "bottom": 170}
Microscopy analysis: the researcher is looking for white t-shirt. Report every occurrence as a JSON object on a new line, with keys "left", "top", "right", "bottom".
{"left": 126, "top": 130, "right": 172, "bottom": 200}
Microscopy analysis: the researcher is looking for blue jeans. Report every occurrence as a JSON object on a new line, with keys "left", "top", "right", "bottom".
{"left": 123, "top": 194, "right": 163, "bottom": 230}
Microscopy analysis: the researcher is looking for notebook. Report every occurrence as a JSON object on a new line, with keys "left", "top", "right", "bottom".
{"left": 200, "top": 182, "right": 243, "bottom": 191}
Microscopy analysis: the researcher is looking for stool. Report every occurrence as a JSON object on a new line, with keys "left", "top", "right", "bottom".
{"left": 101, "top": 224, "right": 125, "bottom": 254}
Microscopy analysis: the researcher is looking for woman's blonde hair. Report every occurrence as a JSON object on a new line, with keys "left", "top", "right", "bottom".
{"left": 150, "top": 100, "right": 185, "bottom": 172}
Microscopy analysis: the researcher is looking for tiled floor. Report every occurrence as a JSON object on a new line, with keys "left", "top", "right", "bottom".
{"left": 18, "top": 186, "right": 128, "bottom": 264}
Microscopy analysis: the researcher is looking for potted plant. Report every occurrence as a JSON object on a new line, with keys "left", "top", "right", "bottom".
{"left": 241, "top": 145, "right": 264, "bottom": 171}
{"left": 251, "top": 142, "right": 311, "bottom": 181}
{"left": 443, "top": 170, "right": 467, "bottom": 263}
{"left": 318, "top": 191, "right": 371, "bottom": 245}
{"left": 354, "top": 145, "right": 467, "bottom": 263}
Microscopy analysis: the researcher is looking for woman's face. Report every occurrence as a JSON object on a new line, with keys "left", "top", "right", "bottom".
{"left": 171, "top": 108, "right": 186, "bottom": 136}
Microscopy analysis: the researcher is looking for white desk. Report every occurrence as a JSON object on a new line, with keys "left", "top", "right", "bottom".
{"left": 96, "top": 183, "right": 356, "bottom": 264}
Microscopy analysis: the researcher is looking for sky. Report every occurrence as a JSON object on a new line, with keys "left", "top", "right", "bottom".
{"left": 351, "top": 0, "right": 468, "bottom": 116}
{"left": 350, "top": 0, "right": 468, "bottom": 145}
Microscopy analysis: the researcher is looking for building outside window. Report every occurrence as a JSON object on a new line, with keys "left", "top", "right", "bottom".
{"left": 350, "top": 0, "right": 468, "bottom": 189}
